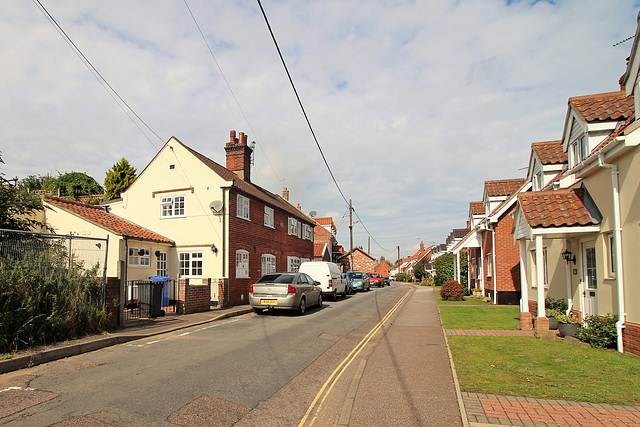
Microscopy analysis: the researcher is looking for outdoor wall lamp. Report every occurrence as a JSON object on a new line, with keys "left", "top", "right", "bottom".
{"left": 138, "top": 249, "right": 145, "bottom": 256}
{"left": 154, "top": 250, "right": 161, "bottom": 257}
{"left": 561, "top": 249, "right": 576, "bottom": 265}
{"left": 211, "top": 244, "right": 218, "bottom": 254}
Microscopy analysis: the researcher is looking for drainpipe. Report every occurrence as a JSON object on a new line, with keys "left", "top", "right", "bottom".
{"left": 492, "top": 225, "right": 498, "bottom": 305}
{"left": 597, "top": 152, "right": 625, "bottom": 353}
{"left": 519, "top": 239, "right": 528, "bottom": 313}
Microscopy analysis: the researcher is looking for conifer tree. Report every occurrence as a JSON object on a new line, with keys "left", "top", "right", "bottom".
{"left": 104, "top": 158, "right": 137, "bottom": 200}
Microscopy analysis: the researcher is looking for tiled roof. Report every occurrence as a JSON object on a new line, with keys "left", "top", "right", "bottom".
{"left": 314, "top": 217, "right": 334, "bottom": 226}
{"left": 532, "top": 140, "right": 567, "bottom": 165}
{"left": 314, "top": 243, "right": 327, "bottom": 257}
{"left": 518, "top": 189, "right": 600, "bottom": 228}
{"left": 569, "top": 91, "right": 634, "bottom": 122}
{"left": 180, "top": 140, "right": 314, "bottom": 224}
{"left": 469, "top": 201, "right": 485, "bottom": 216}
{"left": 485, "top": 179, "right": 526, "bottom": 197}
{"left": 45, "top": 197, "right": 173, "bottom": 243}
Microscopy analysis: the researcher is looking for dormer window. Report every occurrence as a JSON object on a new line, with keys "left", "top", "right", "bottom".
{"left": 570, "top": 135, "right": 589, "bottom": 168}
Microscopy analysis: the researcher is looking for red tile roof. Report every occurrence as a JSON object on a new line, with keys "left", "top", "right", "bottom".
{"left": 518, "top": 189, "right": 600, "bottom": 228}
{"left": 532, "top": 140, "right": 567, "bottom": 165}
{"left": 314, "top": 217, "right": 334, "bottom": 226}
{"left": 45, "top": 197, "right": 172, "bottom": 243}
{"left": 314, "top": 243, "right": 327, "bottom": 257}
{"left": 569, "top": 91, "right": 634, "bottom": 122}
{"left": 485, "top": 179, "right": 526, "bottom": 197}
{"left": 469, "top": 201, "right": 485, "bottom": 215}
{"left": 179, "top": 139, "right": 313, "bottom": 224}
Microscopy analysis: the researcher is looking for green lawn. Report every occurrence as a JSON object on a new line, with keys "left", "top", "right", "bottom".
{"left": 436, "top": 294, "right": 488, "bottom": 305}
{"left": 439, "top": 306, "right": 520, "bottom": 330}
{"left": 448, "top": 336, "right": 640, "bottom": 405}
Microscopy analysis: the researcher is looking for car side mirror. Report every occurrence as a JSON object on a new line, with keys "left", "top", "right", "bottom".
{"left": 314, "top": 281, "right": 320, "bottom": 286}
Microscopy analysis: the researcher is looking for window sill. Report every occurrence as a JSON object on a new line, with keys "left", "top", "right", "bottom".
{"left": 237, "top": 216, "right": 251, "bottom": 222}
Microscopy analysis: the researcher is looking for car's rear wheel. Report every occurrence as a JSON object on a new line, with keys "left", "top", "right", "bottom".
{"left": 298, "top": 297, "right": 306, "bottom": 315}
{"left": 332, "top": 290, "right": 337, "bottom": 301}
{"left": 317, "top": 293, "right": 323, "bottom": 308}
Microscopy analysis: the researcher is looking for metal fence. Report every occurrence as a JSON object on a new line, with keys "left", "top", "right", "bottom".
{"left": 0, "top": 228, "right": 108, "bottom": 305}
{"left": 124, "top": 279, "right": 178, "bottom": 320}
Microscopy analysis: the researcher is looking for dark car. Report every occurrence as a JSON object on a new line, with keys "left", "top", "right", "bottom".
{"left": 383, "top": 276, "right": 390, "bottom": 286}
{"left": 369, "top": 273, "right": 383, "bottom": 287}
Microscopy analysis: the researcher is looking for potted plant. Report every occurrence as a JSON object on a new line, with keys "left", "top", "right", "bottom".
{"left": 556, "top": 313, "right": 581, "bottom": 337}
{"left": 545, "top": 308, "right": 563, "bottom": 330}
{"left": 472, "top": 287, "right": 482, "bottom": 297}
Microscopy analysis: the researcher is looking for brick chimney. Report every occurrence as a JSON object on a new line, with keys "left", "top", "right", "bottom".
{"left": 225, "top": 130, "right": 253, "bottom": 182}
{"left": 282, "top": 187, "right": 289, "bottom": 201}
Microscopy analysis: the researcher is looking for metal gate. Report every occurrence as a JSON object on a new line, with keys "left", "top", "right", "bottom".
{"left": 125, "top": 279, "right": 177, "bottom": 320}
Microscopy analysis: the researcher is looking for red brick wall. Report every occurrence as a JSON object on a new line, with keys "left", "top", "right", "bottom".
{"left": 227, "top": 190, "right": 314, "bottom": 306}
{"left": 494, "top": 206, "right": 520, "bottom": 293}
{"left": 623, "top": 322, "right": 640, "bottom": 356}
{"left": 179, "top": 278, "right": 211, "bottom": 314}
{"left": 352, "top": 250, "right": 376, "bottom": 273}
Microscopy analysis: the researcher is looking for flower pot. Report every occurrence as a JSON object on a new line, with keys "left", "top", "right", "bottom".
{"left": 548, "top": 317, "right": 558, "bottom": 330}
{"left": 558, "top": 323, "right": 578, "bottom": 337}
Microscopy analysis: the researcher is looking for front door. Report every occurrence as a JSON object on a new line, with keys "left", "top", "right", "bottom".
{"left": 582, "top": 242, "right": 597, "bottom": 316}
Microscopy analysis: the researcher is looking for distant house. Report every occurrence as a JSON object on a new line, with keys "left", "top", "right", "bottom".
{"left": 314, "top": 242, "right": 331, "bottom": 262}
{"left": 340, "top": 246, "right": 376, "bottom": 273}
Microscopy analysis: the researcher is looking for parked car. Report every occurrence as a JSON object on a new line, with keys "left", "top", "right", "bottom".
{"left": 249, "top": 272, "right": 322, "bottom": 315}
{"left": 299, "top": 261, "right": 347, "bottom": 301}
{"left": 369, "top": 273, "right": 383, "bottom": 287}
{"left": 346, "top": 271, "right": 370, "bottom": 292}
{"left": 383, "top": 276, "right": 390, "bottom": 286}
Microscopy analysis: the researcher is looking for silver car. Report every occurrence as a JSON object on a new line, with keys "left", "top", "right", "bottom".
{"left": 249, "top": 272, "right": 323, "bottom": 315}
{"left": 347, "top": 271, "right": 370, "bottom": 292}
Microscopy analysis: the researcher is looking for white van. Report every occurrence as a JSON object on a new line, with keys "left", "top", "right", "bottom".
{"left": 299, "top": 261, "right": 347, "bottom": 301}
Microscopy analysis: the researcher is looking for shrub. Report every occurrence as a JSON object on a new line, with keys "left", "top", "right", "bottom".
{"left": 545, "top": 297, "right": 568, "bottom": 312}
{"left": 575, "top": 314, "right": 618, "bottom": 349}
{"left": 420, "top": 277, "right": 435, "bottom": 287}
{"left": 396, "top": 272, "right": 411, "bottom": 282}
{"left": 0, "top": 243, "right": 106, "bottom": 353}
{"left": 440, "top": 280, "right": 465, "bottom": 301}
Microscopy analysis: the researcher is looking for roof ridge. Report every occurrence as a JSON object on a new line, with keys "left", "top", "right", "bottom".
{"left": 568, "top": 90, "right": 626, "bottom": 101}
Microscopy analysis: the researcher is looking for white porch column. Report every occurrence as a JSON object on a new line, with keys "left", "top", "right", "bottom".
{"left": 455, "top": 251, "right": 461, "bottom": 283}
{"left": 565, "top": 240, "right": 573, "bottom": 313}
{"left": 535, "top": 235, "right": 545, "bottom": 318}
{"left": 519, "top": 239, "right": 528, "bottom": 313}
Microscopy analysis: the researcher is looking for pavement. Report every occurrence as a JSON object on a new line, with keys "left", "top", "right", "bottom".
{"left": 2, "top": 290, "right": 640, "bottom": 427}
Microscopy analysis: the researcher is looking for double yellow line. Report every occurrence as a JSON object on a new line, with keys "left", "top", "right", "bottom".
{"left": 298, "top": 288, "right": 413, "bottom": 426}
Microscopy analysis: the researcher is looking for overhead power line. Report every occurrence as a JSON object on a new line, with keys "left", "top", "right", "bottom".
{"left": 32, "top": 0, "right": 164, "bottom": 149}
{"left": 256, "top": 0, "right": 392, "bottom": 254}
{"left": 183, "top": 0, "right": 284, "bottom": 189}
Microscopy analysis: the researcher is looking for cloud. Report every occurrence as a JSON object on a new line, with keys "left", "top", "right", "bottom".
{"left": 1, "top": 0, "right": 638, "bottom": 258}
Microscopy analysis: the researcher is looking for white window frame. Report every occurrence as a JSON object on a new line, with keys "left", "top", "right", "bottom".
{"left": 179, "top": 251, "right": 203, "bottom": 277}
{"left": 287, "top": 256, "right": 301, "bottom": 272}
{"left": 607, "top": 234, "right": 616, "bottom": 278}
{"left": 128, "top": 247, "right": 151, "bottom": 267}
{"left": 485, "top": 253, "right": 492, "bottom": 278}
{"left": 236, "top": 250, "right": 249, "bottom": 278}
{"left": 156, "top": 252, "right": 168, "bottom": 277}
{"left": 288, "top": 217, "right": 300, "bottom": 237}
{"left": 529, "top": 248, "right": 549, "bottom": 289}
{"left": 237, "top": 195, "right": 250, "bottom": 220}
{"left": 161, "top": 195, "right": 185, "bottom": 218}
{"left": 264, "top": 206, "right": 274, "bottom": 228}
{"left": 261, "top": 254, "right": 276, "bottom": 274}
{"left": 302, "top": 224, "right": 313, "bottom": 241}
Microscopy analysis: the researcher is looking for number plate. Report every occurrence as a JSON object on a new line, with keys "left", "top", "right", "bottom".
{"left": 261, "top": 299, "right": 278, "bottom": 305}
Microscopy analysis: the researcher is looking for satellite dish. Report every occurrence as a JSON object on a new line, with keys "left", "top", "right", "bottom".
{"left": 209, "top": 200, "right": 224, "bottom": 214}
{"left": 309, "top": 210, "right": 317, "bottom": 218}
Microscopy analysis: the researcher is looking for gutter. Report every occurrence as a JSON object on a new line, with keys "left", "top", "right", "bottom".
{"left": 597, "top": 152, "right": 626, "bottom": 353}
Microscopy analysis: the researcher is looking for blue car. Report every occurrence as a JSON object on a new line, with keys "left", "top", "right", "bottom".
{"left": 346, "top": 271, "right": 370, "bottom": 292}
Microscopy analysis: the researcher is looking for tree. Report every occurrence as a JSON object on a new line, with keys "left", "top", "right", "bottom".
{"left": 104, "top": 158, "right": 137, "bottom": 200}
{"left": 0, "top": 153, "right": 44, "bottom": 230}
{"left": 20, "top": 174, "right": 56, "bottom": 194}
{"left": 54, "top": 172, "right": 103, "bottom": 200}
{"left": 434, "top": 253, "right": 454, "bottom": 285}
{"left": 413, "top": 258, "right": 427, "bottom": 281}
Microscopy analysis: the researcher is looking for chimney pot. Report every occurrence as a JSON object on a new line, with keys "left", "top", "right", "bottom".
{"left": 230, "top": 130, "right": 236, "bottom": 143}
{"left": 283, "top": 187, "right": 289, "bottom": 201}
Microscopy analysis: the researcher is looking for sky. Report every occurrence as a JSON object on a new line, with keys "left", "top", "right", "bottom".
{"left": 2, "top": 0, "right": 639, "bottom": 261}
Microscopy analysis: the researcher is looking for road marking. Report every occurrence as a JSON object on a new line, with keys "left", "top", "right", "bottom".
{"left": 298, "top": 287, "right": 413, "bottom": 427}
{"left": 178, "top": 318, "right": 241, "bottom": 336}
{"left": 127, "top": 338, "right": 168, "bottom": 347}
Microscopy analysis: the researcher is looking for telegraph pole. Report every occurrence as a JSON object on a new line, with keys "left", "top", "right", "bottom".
{"left": 349, "top": 199, "right": 354, "bottom": 270}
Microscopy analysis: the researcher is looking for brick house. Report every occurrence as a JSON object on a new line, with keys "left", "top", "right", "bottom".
{"left": 101, "top": 130, "right": 315, "bottom": 307}
{"left": 340, "top": 246, "right": 376, "bottom": 273}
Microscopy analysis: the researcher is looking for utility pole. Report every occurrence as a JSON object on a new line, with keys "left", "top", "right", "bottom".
{"left": 397, "top": 246, "right": 400, "bottom": 263}
{"left": 367, "top": 236, "right": 370, "bottom": 254}
{"left": 349, "top": 199, "right": 354, "bottom": 270}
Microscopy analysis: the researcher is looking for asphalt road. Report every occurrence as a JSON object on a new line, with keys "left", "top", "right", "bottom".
{"left": 0, "top": 284, "right": 411, "bottom": 426}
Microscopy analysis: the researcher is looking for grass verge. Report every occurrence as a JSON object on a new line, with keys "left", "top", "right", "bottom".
{"left": 440, "top": 306, "right": 520, "bottom": 330}
{"left": 448, "top": 336, "right": 640, "bottom": 405}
